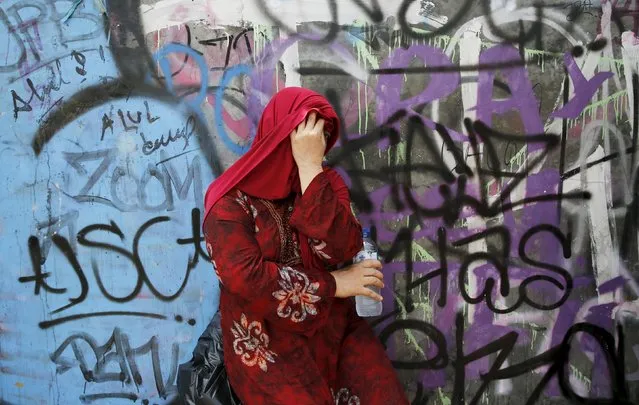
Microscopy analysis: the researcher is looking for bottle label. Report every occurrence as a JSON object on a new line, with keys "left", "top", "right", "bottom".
{"left": 354, "top": 250, "right": 377, "bottom": 262}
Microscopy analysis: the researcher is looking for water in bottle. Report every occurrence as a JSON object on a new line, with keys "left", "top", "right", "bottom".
{"left": 354, "top": 228, "right": 383, "bottom": 317}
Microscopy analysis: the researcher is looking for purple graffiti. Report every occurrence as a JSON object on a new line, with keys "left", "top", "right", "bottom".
{"left": 551, "top": 53, "right": 614, "bottom": 119}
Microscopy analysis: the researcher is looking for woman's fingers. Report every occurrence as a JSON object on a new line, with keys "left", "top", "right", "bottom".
{"left": 305, "top": 112, "right": 317, "bottom": 128}
{"left": 363, "top": 276, "right": 384, "bottom": 289}
{"left": 297, "top": 119, "right": 306, "bottom": 132}
{"left": 294, "top": 112, "right": 324, "bottom": 136}
{"left": 364, "top": 269, "right": 384, "bottom": 281}
{"left": 360, "top": 287, "right": 383, "bottom": 301}
{"left": 313, "top": 117, "right": 325, "bottom": 134}
{"left": 293, "top": 112, "right": 330, "bottom": 138}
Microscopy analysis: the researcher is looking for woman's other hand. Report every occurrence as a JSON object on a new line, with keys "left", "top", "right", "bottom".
{"left": 290, "top": 112, "right": 326, "bottom": 170}
{"left": 331, "top": 259, "right": 385, "bottom": 301}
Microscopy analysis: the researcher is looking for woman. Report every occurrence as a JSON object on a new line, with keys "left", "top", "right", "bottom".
{"left": 203, "top": 87, "right": 408, "bottom": 405}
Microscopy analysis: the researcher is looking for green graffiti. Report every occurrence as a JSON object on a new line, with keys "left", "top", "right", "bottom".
{"left": 388, "top": 141, "right": 407, "bottom": 166}
{"left": 412, "top": 240, "right": 435, "bottom": 262}
{"left": 570, "top": 364, "right": 592, "bottom": 391}
{"left": 599, "top": 56, "right": 625, "bottom": 77}
{"left": 508, "top": 144, "right": 528, "bottom": 173}
{"left": 394, "top": 292, "right": 427, "bottom": 357}
{"left": 569, "top": 89, "right": 627, "bottom": 128}
{"left": 438, "top": 388, "right": 452, "bottom": 405}
{"left": 524, "top": 49, "right": 562, "bottom": 73}
{"left": 351, "top": 35, "right": 378, "bottom": 136}
{"left": 253, "top": 25, "right": 274, "bottom": 56}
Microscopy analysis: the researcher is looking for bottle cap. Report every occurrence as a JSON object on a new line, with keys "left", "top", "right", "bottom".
{"left": 362, "top": 227, "right": 371, "bottom": 238}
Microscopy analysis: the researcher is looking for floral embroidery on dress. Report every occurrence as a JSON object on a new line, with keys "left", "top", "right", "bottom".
{"left": 310, "top": 238, "right": 332, "bottom": 260}
{"left": 234, "top": 190, "right": 259, "bottom": 232}
{"left": 231, "top": 314, "right": 277, "bottom": 372}
{"left": 332, "top": 388, "right": 361, "bottom": 405}
{"left": 272, "top": 267, "right": 321, "bottom": 322}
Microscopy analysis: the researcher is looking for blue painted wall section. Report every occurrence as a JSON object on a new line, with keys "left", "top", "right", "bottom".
{"left": 0, "top": 1, "right": 218, "bottom": 403}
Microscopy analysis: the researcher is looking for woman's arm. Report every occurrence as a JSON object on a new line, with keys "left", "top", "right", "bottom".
{"left": 290, "top": 168, "right": 363, "bottom": 265}
{"left": 204, "top": 192, "right": 336, "bottom": 336}
{"left": 289, "top": 112, "right": 363, "bottom": 263}
{"left": 298, "top": 164, "right": 324, "bottom": 194}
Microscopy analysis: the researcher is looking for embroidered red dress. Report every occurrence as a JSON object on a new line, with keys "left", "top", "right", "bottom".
{"left": 204, "top": 168, "right": 409, "bottom": 405}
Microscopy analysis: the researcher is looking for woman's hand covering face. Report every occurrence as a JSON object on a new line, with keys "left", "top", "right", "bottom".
{"left": 290, "top": 112, "right": 327, "bottom": 170}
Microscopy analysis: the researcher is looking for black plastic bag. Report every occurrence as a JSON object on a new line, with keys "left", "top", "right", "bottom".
{"left": 176, "top": 311, "right": 242, "bottom": 405}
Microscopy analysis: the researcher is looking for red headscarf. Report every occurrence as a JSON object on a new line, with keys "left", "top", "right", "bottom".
{"left": 203, "top": 87, "right": 340, "bottom": 225}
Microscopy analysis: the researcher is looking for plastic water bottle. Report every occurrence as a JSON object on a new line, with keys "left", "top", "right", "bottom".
{"left": 354, "top": 228, "right": 383, "bottom": 317}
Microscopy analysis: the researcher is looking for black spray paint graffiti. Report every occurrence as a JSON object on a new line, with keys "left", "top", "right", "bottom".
{"left": 140, "top": 115, "right": 197, "bottom": 156}
{"left": 310, "top": 52, "right": 630, "bottom": 401}
{"left": 29, "top": 0, "right": 224, "bottom": 179}
{"left": 19, "top": 208, "right": 209, "bottom": 328}
{"left": 101, "top": 100, "right": 160, "bottom": 141}
{"left": 256, "top": 0, "right": 601, "bottom": 50}
{"left": 150, "top": 24, "right": 257, "bottom": 104}
{"left": 378, "top": 313, "right": 632, "bottom": 405}
{"left": 377, "top": 223, "right": 573, "bottom": 316}
{"left": 197, "top": 27, "right": 255, "bottom": 71}
{"left": 10, "top": 48, "right": 102, "bottom": 121}
{"left": 50, "top": 327, "right": 179, "bottom": 402}
{"left": 352, "top": 136, "right": 578, "bottom": 326}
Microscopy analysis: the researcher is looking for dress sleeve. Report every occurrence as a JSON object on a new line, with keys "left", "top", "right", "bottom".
{"left": 204, "top": 191, "right": 337, "bottom": 336}
{"left": 289, "top": 168, "right": 363, "bottom": 265}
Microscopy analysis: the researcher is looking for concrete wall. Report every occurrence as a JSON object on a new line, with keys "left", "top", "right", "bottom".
{"left": 1, "top": 0, "right": 638, "bottom": 403}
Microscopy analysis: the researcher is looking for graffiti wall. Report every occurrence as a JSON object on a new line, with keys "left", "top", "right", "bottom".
{"left": 1, "top": 0, "right": 638, "bottom": 403}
